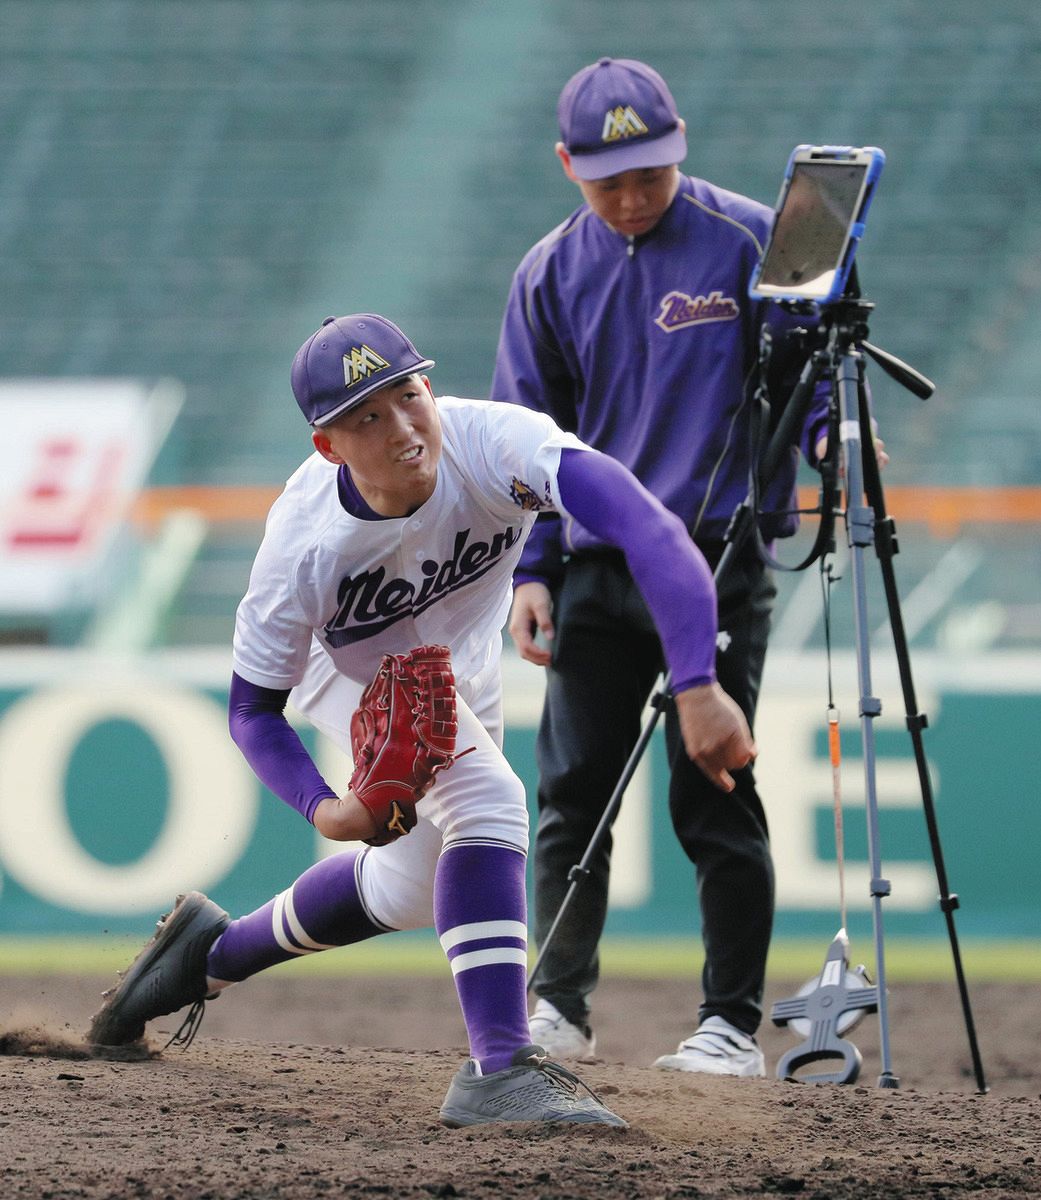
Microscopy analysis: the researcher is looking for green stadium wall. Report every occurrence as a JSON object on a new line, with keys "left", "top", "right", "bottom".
{"left": 0, "top": 649, "right": 1037, "bottom": 943}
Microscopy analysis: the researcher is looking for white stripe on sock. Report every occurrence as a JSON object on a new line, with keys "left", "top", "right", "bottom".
{"left": 282, "top": 887, "right": 338, "bottom": 951}
{"left": 438, "top": 920, "right": 528, "bottom": 953}
{"left": 271, "top": 891, "right": 302, "bottom": 954}
{"left": 448, "top": 946, "right": 528, "bottom": 976}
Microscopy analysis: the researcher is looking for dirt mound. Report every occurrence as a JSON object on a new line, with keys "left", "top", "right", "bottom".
{"left": 1, "top": 974, "right": 1038, "bottom": 1198}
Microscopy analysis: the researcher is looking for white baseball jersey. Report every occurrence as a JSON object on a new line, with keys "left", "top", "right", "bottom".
{"left": 232, "top": 396, "right": 586, "bottom": 691}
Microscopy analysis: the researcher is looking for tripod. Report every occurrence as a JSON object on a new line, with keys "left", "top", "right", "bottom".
{"left": 808, "top": 296, "right": 987, "bottom": 1092}
{"left": 528, "top": 295, "right": 988, "bottom": 1095}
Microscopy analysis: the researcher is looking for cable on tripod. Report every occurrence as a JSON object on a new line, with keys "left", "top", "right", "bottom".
{"left": 743, "top": 329, "right": 839, "bottom": 577}
{"left": 820, "top": 555, "right": 848, "bottom": 932}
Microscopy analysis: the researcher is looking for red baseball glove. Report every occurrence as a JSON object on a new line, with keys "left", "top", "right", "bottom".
{"left": 349, "top": 644, "right": 464, "bottom": 846}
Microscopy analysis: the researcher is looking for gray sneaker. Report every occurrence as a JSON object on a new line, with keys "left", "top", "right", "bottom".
{"left": 439, "top": 1044, "right": 627, "bottom": 1128}
{"left": 88, "top": 891, "right": 230, "bottom": 1047}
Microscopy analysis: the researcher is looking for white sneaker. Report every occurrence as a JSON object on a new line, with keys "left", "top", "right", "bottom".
{"left": 528, "top": 998, "right": 597, "bottom": 1062}
{"left": 652, "top": 1015, "right": 765, "bottom": 1077}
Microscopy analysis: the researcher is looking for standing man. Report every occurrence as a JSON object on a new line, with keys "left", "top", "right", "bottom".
{"left": 494, "top": 57, "right": 830, "bottom": 1076}
{"left": 89, "top": 312, "right": 754, "bottom": 1127}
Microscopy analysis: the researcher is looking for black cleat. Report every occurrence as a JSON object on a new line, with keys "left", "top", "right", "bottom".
{"left": 88, "top": 891, "right": 230, "bottom": 1047}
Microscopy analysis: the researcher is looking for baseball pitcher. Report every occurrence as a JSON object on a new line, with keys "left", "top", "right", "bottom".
{"left": 88, "top": 312, "right": 754, "bottom": 1128}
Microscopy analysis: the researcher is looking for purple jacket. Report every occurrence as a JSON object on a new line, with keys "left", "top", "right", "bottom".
{"left": 492, "top": 173, "right": 829, "bottom": 578}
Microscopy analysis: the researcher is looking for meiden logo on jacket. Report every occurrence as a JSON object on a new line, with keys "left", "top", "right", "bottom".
{"left": 655, "top": 290, "right": 739, "bottom": 331}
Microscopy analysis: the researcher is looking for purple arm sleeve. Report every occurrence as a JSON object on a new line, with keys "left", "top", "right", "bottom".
{"left": 228, "top": 672, "right": 337, "bottom": 824}
{"left": 802, "top": 378, "right": 834, "bottom": 467}
{"left": 513, "top": 512, "right": 564, "bottom": 588}
{"left": 556, "top": 447, "right": 717, "bottom": 691}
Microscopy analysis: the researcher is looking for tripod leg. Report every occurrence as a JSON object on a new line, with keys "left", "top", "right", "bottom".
{"left": 526, "top": 678, "right": 670, "bottom": 990}
{"left": 836, "top": 348, "right": 899, "bottom": 1089}
{"left": 857, "top": 376, "right": 989, "bottom": 1094}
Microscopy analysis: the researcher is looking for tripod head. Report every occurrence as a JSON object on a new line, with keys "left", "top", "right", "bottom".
{"left": 780, "top": 292, "right": 935, "bottom": 402}
{"left": 742, "top": 280, "right": 933, "bottom": 580}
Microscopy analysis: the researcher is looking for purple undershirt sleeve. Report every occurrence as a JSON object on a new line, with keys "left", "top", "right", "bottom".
{"left": 228, "top": 672, "right": 337, "bottom": 824}
{"left": 800, "top": 376, "right": 837, "bottom": 467}
{"left": 555, "top": 447, "right": 717, "bottom": 691}
{"left": 513, "top": 512, "right": 564, "bottom": 589}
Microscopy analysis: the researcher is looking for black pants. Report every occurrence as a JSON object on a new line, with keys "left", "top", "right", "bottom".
{"left": 531, "top": 545, "right": 776, "bottom": 1036}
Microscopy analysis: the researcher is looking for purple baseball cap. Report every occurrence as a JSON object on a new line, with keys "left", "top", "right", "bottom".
{"left": 291, "top": 313, "right": 435, "bottom": 427}
{"left": 557, "top": 57, "right": 687, "bottom": 180}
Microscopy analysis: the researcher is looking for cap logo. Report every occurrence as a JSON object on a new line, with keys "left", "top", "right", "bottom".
{"left": 343, "top": 344, "right": 390, "bottom": 387}
{"left": 601, "top": 105, "right": 649, "bottom": 143}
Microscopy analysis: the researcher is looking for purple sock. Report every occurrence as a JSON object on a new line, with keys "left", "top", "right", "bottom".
{"left": 434, "top": 842, "right": 531, "bottom": 1075}
{"left": 207, "top": 850, "right": 386, "bottom": 982}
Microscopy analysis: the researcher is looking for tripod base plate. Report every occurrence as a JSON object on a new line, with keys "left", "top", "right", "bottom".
{"left": 771, "top": 931, "right": 879, "bottom": 1085}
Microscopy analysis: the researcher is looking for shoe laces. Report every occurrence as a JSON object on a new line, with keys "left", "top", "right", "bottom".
{"left": 520, "top": 1048, "right": 607, "bottom": 1106}
{"left": 164, "top": 999, "right": 207, "bottom": 1050}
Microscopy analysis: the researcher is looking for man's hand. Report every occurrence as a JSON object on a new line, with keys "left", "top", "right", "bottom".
{"left": 815, "top": 433, "right": 889, "bottom": 470}
{"left": 508, "top": 581, "right": 555, "bottom": 666}
{"left": 313, "top": 793, "right": 379, "bottom": 842}
{"left": 674, "top": 682, "right": 757, "bottom": 792}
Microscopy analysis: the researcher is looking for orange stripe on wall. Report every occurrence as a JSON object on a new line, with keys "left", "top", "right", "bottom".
{"left": 797, "top": 486, "right": 1041, "bottom": 537}
{"left": 131, "top": 485, "right": 1041, "bottom": 538}
{"left": 132, "top": 486, "right": 282, "bottom": 526}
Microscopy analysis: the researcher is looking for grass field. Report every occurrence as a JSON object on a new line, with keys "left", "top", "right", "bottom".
{"left": 1, "top": 935, "right": 1039, "bottom": 981}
